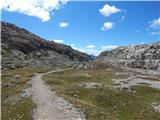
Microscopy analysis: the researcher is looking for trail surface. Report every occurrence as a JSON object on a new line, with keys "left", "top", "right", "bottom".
{"left": 28, "top": 68, "right": 86, "bottom": 120}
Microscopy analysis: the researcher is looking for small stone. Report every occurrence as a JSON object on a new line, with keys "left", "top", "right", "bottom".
{"left": 122, "top": 103, "right": 126, "bottom": 106}
{"left": 14, "top": 74, "right": 20, "bottom": 79}
{"left": 114, "top": 106, "right": 117, "bottom": 109}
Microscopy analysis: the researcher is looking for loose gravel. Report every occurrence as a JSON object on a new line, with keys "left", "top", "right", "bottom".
{"left": 28, "top": 69, "right": 86, "bottom": 120}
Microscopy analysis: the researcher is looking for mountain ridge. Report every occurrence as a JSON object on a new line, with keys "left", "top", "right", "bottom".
{"left": 1, "top": 21, "right": 93, "bottom": 69}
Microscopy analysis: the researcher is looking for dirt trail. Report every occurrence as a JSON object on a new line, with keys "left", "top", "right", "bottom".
{"left": 28, "top": 68, "right": 86, "bottom": 120}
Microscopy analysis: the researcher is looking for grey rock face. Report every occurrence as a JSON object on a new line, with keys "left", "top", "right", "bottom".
{"left": 97, "top": 42, "right": 160, "bottom": 70}
{"left": 72, "top": 62, "right": 96, "bottom": 69}
{"left": 112, "top": 77, "right": 160, "bottom": 89}
{"left": 1, "top": 21, "right": 93, "bottom": 69}
{"left": 80, "top": 82, "right": 102, "bottom": 89}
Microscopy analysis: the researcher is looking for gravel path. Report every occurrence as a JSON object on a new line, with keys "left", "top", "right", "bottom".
{"left": 29, "top": 69, "right": 86, "bottom": 120}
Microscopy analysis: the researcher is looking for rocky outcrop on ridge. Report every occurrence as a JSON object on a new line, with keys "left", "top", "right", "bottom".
{"left": 1, "top": 22, "right": 92, "bottom": 69}
{"left": 97, "top": 42, "right": 160, "bottom": 71}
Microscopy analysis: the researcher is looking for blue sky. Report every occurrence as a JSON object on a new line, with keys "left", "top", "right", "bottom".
{"left": 1, "top": 1, "right": 160, "bottom": 55}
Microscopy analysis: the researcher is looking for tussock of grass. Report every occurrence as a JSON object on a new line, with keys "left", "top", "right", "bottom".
{"left": 43, "top": 68, "right": 160, "bottom": 120}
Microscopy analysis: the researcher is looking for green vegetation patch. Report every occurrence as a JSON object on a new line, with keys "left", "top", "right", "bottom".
{"left": 43, "top": 68, "right": 160, "bottom": 120}
{"left": 131, "top": 85, "right": 160, "bottom": 104}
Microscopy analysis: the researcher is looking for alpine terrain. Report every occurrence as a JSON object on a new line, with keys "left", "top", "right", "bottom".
{"left": 1, "top": 21, "right": 160, "bottom": 120}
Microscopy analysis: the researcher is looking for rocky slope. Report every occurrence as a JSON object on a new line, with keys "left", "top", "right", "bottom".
{"left": 97, "top": 42, "right": 160, "bottom": 71}
{"left": 1, "top": 22, "right": 92, "bottom": 69}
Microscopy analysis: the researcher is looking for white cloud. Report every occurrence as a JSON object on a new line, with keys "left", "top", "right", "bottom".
{"left": 99, "top": 4, "right": 121, "bottom": 17}
{"left": 51, "top": 40, "right": 64, "bottom": 43}
{"left": 101, "top": 45, "right": 118, "bottom": 50}
{"left": 73, "top": 44, "right": 118, "bottom": 56}
{"left": 82, "top": 49, "right": 100, "bottom": 56}
{"left": 71, "top": 44, "right": 75, "bottom": 47}
{"left": 149, "top": 18, "right": 160, "bottom": 29}
{"left": 71, "top": 44, "right": 118, "bottom": 56}
{"left": 86, "top": 45, "right": 95, "bottom": 49}
{"left": 147, "top": 18, "right": 160, "bottom": 35}
{"left": 70, "top": 44, "right": 100, "bottom": 56}
{"left": 79, "top": 48, "right": 100, "bottom": 56}
{"left": 140, "top": 42, "right": 146, "bottom": 44}
{"left": 120, "top": 16, "right": 125, "bottom": 21}
{"left": 149, "top": 31, "right": 160, "bottom": 35}
{"left": 0, "top": 0, "right": 68, "bottom": 22}
{"left": 134, "top": 30, "right": 139, "bottom": 33}
{"left": 59, "top": 22, "right": 69, "bottom": 28}
{"left": 76, "top": 45, "right": 98, "bottom": 55}
{"left": 101, "top": 22, "right": 113, "bottom": 31}
{"left": 72, "top": 44, "right": 119, "bottom": 56}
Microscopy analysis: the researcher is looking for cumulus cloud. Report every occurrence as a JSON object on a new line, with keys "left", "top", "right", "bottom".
{"left": 119, "top": 16, "right": 125, "bottom": 21}
{"left": 101, "top": 22, "right": 113, "bottom": 31}
{"left": 51, "top": 40, "right": 64, "bottom": 43}
{"left": 140, "top": 42, "right": 146, "bottom": 45}
{"left": 72, "top": 45, "right": 119, "bottom": 56}
{"left": 73, "top": 44, "right": 118, "bottom": 56}
{"left": 78, "top": 48, "right": 100, "bottom": 56}
{"left": 101, "top": 45, "right": 118, "bottom": 50}
{"left": 99, "top": 4, "right": 121, "bottom": 17}
{"left": 82, "top": 49, "right": 100, "bottom": 56}
{"left": 70, "top": 44, "right": 100, "bottom": 56}
{"left": 86, "top": 45, "right": 95, "bottom": 49}
{"left": 59, "top": 22, "right": 69, "bottom": 28}
{"left": 134, "top": 30, "right": 139, "bottom": 33}
{"left": 149, "top": 32, "right": 160, "bottom": 35}
{"left": 71, "top": 44, "right": 117, "bottom": 56}
{"left": 71, "top": 44, "right": 75, "bottom": 47}
{"left": 0, "top": 0, "right": 68, "bottom": 22}
{"left": 149, "top": 18, "right": 160, "bottom": 29}
{"left": 147, "top": 18, "right": 160, "bottom": 35}
{"left": 77, "top": 45, "right": 98, "bottom": 55}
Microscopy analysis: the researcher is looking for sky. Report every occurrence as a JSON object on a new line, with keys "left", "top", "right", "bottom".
{"left": 1, "top": 0, "right": 160, "bottom": 56}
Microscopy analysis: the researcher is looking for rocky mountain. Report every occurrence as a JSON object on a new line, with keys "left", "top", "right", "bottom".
{"left": 97, "top": 42, "right": 160, "bottom": 71}
{"left": 1, "top": 21, "right": 92, "bottom": 69}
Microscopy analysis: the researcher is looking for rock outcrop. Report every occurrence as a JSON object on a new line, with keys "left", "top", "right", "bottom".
{"left": 1, "top": 21, "right": 93, "bottom": 69}
{"left": 97, "top": 42, "right": 160, "bottom": 71}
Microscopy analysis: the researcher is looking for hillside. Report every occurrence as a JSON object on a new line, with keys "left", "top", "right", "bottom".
{"left": 1, "top": 22, "right": 92, "bottom": 69}
{"left": 97, "top": 42, "right": 160, "bottom": 70}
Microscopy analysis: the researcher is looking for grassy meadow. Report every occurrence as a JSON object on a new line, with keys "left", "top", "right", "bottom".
{"left": 43, "top": 66, "right": 160, "bottom": 120}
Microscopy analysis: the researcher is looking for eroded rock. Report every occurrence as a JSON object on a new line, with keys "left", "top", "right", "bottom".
{"left": 97, "top": 42, "right": 160, "bottom": 71}
{"left": 80, "top": 82, "right": 102, "bottom": 89}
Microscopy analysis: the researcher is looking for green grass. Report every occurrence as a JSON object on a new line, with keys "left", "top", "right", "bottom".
{"left": 43, "top": 68, "right": 160, "bottom": 120}
{"left": 1, "top": 67, "right": 53, "bottom": 120}
{"left": 2, "top": 97, "right": 35, "bottom": 120}
{"left": 131, "top": 85, "right": 160, "bottom": 104}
